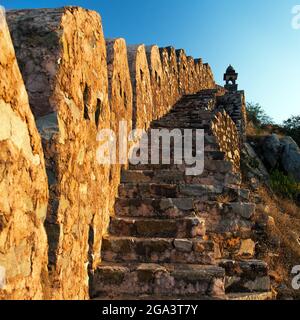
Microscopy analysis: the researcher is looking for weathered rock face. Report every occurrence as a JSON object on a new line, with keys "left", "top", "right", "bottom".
{"left": 146, "top": 45, "right": 166, "bottom": 120}
{"left": 259, "top": 134, "right": 300, "bottom": 182}
{"left": 261, "top": 134, "right": 282, "bottom": 169}
{"left": 212, "top": 111, "right": 241, "bottom": 173}
{"left": 281, "top": 137, "right": 300, "bottom": 182}
{"left": 176, "top": 49, "right": 189, "bottom": 95}
{"left": 127, "top": 45, "right": 153, "bottom": 130}
{"left": 159, "top": 47, "right": 180, "bottom": 109}
{"left": 7, "top": 7, "right": 110, "bottom": 300}
{"left": 0, "top": 10, "right": 48, "bottom": 300}
{"left": 106, "top": 38, "right": 133, "bottom": 210}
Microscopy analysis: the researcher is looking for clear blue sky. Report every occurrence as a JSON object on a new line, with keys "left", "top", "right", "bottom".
{"left": 1, "top": 0, "right": 299, "bottom": 123}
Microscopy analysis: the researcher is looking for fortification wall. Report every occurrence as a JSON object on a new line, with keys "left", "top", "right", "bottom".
{"left": 7, "top": 7, "right": 111, "bottom": 300}
{"left": 3, "top": 6, "right": 220, "bottom": 299}
{"left": 211, "top": 111, "right": 241, "bottom": 173}
{"left": 0, "top": 9, "right": 49, "bottom": 300}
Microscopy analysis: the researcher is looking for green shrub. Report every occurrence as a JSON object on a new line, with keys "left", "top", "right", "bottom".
{"left": 270, "top": 169, "right": 300, "bottom": 200}
{"left": 246, "top": 102, "right": 274, "bottom": 127}
{"left": 283, "top": 115, "right": 300, "bottom": 146}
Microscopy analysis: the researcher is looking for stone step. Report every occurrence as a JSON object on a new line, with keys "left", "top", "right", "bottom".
{"left": 122, "top": 162, "right": 233, "bottom": 183}
{"left": 91, "top": 262, "right": 225, "bottom": 298}
{"left": 115, "top": 192, "right": 251, "bottom": 218}
{"left": 118, "top": 183, "right": 223, "bottom": 199}
{"left": 101, "top": 236, "right": 216, "bottom": 264}
{"left": 197, "top": 204, "right": 255, "bottom": 239}
{"left": 109, "top": 216, "right": 206, "bottom": 238}
{"left": 151, "top": 123, "right": 211, "bottom": 130}
{"left": 218, "top": 259, "right": 271, "bottom": 293}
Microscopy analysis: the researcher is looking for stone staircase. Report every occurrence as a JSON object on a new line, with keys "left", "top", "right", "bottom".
{"left": 91, "top": 91, "right": 272, "bottom": 300}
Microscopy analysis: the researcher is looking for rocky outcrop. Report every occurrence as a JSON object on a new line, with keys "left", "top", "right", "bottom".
{"left": 7, "top": 7, "right": 110, "bottom": 299}
{"left": 259, "top": 134, "right": 300, "bottom": 182}
{"left": 0, "top": 10, "right": 48, "bottom": 300}
{"left": 261, "top": 134, "right": 282, "bottom": 169}
{"left": 280, "top": 137, "right": 300, "bottom": 182}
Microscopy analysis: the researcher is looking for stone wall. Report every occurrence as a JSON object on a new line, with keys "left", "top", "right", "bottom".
{"left": 217, "top": 91, "right": 247, "bottom": 143}
{"left": 176, "top": 49, "right": 190, "bottom": 95}
{"left": 211, "top": 111, "right": 241, "bottom": 173}
{"left": 146, "top": 45, "right": 167, "bottom": 120}
{"left": 106, "top": 38, "right": 133, "bottom": 211}
{"left": 3, "top": 6, "right": 222, "bottom": 300}
{"left": 7, "top": 7, "right": 110, "bottom": 300}
{"left": 159, "top": 46, "right": 180, "bottom": 110}
{"left": 127, "top": 44, "right": 153, "bottom": 130}
{"left": 0, "top": 10, "right": 49, "bottom": 300}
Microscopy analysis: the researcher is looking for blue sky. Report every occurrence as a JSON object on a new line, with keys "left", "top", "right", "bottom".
{"left": 1, "top": 0, "right": 300, "bottom": 123}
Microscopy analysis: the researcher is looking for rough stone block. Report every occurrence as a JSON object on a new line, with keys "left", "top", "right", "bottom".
{"left": 159, "top": 47, "right": 180, "bottom": 109}
{"left": 106, "top": 38, "right": 133, "bottom": 206}
{"left": 127, "top": 44, "right": 153, "bottom": 130}
{"left": 7, "top": 7, "right": 110, "bottom": 299}
{"left": 176, "top": 49, "right": 189, "bottom": 95}
{"left": 0, "top": 10, "right": 48, "bottom": 300}
{"left": 146, "top": 45, "right": 167, "bottom": 119}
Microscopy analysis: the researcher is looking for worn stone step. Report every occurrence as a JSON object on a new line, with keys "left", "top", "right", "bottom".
{"left": 118, "top": 183, "right": 223, "bottom": 199}
{"left": 109, "top": 216, "right": 206, "bottom": 238}
{"left": 91, "top": 262, "right": 225, "bottom": 298}
{"left": 218, "top": 259, "right": 271, "bottom": 293}
{"left": 196, "top": 204, "right": 255, "bottom": 239}
{"left": 151, "top": 123, "right": 211, "bottom": 130}
{"left": 115, "top": 190, "right": 251, "bottom": 218}
{"left": 101, "top": 236, "right": 216, "bottom": 264}
{"left": 122, "top": 162, "right": 233, "bottom": 183}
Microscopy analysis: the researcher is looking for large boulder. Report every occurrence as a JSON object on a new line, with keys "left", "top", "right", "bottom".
{"left": 261, "top": 134, "right": 282, "bottom": 169}
{"left": 281, "top": 137, "right": 300, "bottom": 182}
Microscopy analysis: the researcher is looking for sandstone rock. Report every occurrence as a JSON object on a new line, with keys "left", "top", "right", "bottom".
{"left": 127, "top": 44, "right": 153, "bottom": 130}
{"left": 106, "top": 38, "right": 133, "bottom": 208}
{"left": 0, "top": 11, "right": 48, "bottom": 300}
{"left": 281, "top": 136, "right": 300, "bottom": 182}
{"left": 238, "top": 239, "right": 256, "bottom": 258}
{"left": 7, "top": 7, "right": 110, "bottom": 299}
{"left": 146, "top": 45, "right": 167, "bottom": 119}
